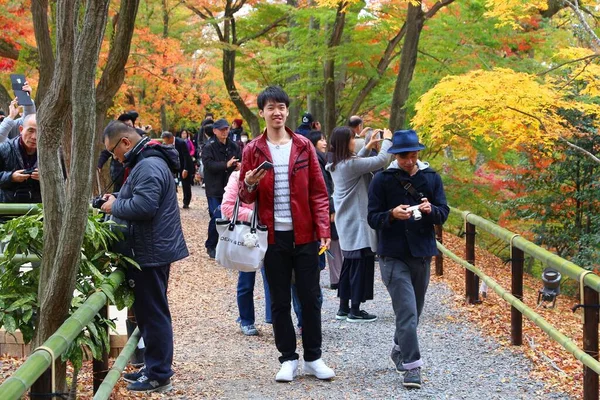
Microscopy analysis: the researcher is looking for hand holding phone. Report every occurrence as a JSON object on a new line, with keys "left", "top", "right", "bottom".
{"left": 10, "top": 74, "right": 33, "bottom": 107}
{"left": 256, "top": 161, "right": 274, "bottom": 172}
{"left": 22, "top": 168, "right": 36, "bottom": 175}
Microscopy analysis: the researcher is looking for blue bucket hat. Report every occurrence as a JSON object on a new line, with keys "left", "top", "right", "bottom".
{"left": 388, "top": 130, "right": 425, "bottom": 154}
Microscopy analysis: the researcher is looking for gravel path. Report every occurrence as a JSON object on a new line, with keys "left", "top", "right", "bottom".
{"left": 165, "top": 187, "right": 571, "bottom": 400}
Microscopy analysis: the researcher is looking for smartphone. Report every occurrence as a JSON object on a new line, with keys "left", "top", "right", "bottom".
{"left": 257, "top": 161, "right": 274, "bottom": 172}
{"left": 10, "top": 74, "right": 33, "bottom": 106}
{"left": 10, "top": 74, "right": 25, "bottom": 91}
{"left": 22, "top": 168, "right": 36, "bottom": 175}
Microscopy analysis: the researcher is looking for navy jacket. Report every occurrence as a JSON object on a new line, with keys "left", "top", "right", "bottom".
{"left": 111, "top": 142, "right": 189, "bottom": 268}
{"left": 367, "top": 167, "right": 449, "bottom": 258}
{"left": 0, "top": 136, "right": 41, "bottom": 203}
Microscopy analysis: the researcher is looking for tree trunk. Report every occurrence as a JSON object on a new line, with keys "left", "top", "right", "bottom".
{"left": 32, "top": 0, "right": 112, "bottom": 395}
{"left": 347, "top": 0, "right": 455, "bottom": 118}
{"left": 223, "top": 49, "right": 261, "bottom": 135}
{"left": 30, "top": 0, "right": 56, "bottom": 106}
{"left": 323, "top": 2, "right": 346, "bottom": 138}
{"left": 389, "top": 1, "right": 424, "bottom": 131}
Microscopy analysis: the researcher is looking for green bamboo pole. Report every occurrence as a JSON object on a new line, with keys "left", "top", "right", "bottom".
{"left": 438, "top": 242, "right": 600, "bottom": 375}
{"left": 0, "top": 269, "right": 125, "bottom": 400}
{"left": 451, "top": 207, "right": 600, "bottom": 293}
{"left": 0, "top": 204, "right": 40, "bottom": 215}
{"left": 93, "top": 328, "right": 140, "bottom": 400}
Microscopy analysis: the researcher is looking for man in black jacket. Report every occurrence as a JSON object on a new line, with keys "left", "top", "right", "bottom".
{"left": 0, "top": 114, "right": 41, "bottom": 203}
{"left": 161, "top": 131, "right": 194, "bottom": 208}
{"left": 200, "top": 118, "right": 241, "bottom": 258}
{"left": 100, "top": 121, "right": 188, "bottom": 393}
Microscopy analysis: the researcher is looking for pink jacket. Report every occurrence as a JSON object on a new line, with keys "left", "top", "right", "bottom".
{"left": 221, "top": 171, "right": 254, "bottom": 222}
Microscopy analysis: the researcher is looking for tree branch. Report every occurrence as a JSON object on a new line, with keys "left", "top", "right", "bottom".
{"left": 563, "top": 0, "right": 600, "bottom": 52}
{"left": 558, "top": 136, "right": 600, "bottom": 164}
{"left": 184, "top": 2, "right": 224, "bottom": 42}
{"left": 507, "top": 106, "right": 600, "bottom": 165}
{"left": 238, "top": 15, "right": 288, "bottom": 46}
{"left": 538, "top": 53, "right": 599, "bottom": 76}
{"left": 0, "top": 39, "right": 20, "bottom": 60}
{"left": 418, "top": 49, "right": 454, "bottom": 74}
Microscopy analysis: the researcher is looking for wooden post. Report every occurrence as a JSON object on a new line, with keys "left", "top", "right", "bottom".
{"left": 511, "top": 246, "right": 524, "bottom": 346}
{"left": 30, "top": 368, "right": 52, "bottom": 400}
{"left": 93, "top": 304, "right": 109, "bottom": 394}
{"left": 435, "top": 225, "right": 443, "bottom": 276}
{"left": 465, "top": 222, "right": 478, "bottom": 304}
{"left": 583, "top": 286, "right": 599, "bottom": 400}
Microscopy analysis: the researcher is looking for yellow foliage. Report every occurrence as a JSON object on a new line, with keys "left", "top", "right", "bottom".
{"left": 411, "top": 68, "right": 597, "bottom": 156}
{"left": 484, "top": 0, "right": 547, "bottom": 29}
{"left": 552, "top": 47, "right": 600, "bottom": 97}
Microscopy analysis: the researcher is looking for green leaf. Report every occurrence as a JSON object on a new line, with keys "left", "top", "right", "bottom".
{"left": 28, "top": 226, "right": 39, "bottom": 239}
{"left": 5, "top": 296, "right": 35, "bottom": 312}
{"left": 23, "top": 308, "right": 33, "bottom": 323}
{"left": 122, "top": 256, "right": 141, "bottom": 270}
{"left": 87, "top": 322, "right": 99, "bottom": 341}
{"left": 3, "top": 314, "right": 17, "bottom": 333}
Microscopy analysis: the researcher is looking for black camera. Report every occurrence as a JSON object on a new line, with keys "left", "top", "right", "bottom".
{"left": 92, "top": 196, "right": 107, "bottom": 209}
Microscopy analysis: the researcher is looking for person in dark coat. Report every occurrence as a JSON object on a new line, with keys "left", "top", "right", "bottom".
{"left": 161, "top": 131, "right": 194, "bottom": 209}
{"left": 200, "top": 118, "right": 241, "bottom": 258}
{"left": 100, "top": 121, "right": 189, "bottom": 394}
{"left": 367, "top": 129, "right": 449, "bottom": 390}
{"left": 0, "top": 114, "right": 41, "bottom": 204}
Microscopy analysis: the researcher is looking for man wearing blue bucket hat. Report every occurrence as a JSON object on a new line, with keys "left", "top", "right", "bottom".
{"left": 367, "top": 129, "right": 449, "bottom": 389}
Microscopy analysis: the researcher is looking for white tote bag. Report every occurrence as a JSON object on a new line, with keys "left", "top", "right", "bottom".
{"left": 215, "top": 198, "right": 268, "bottom": 272}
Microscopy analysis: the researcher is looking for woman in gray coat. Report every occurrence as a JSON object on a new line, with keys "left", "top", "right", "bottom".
{"left": 326, "top": 126, "right": 393, "bottom": 322}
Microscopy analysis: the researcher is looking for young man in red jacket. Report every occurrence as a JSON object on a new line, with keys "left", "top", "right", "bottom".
{"left": 239, "top": 86, "right": 334, "bottom": 382}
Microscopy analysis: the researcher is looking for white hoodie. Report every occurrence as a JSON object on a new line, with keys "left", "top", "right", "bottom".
{"left": 388, "top": 159, "right": 430, "bottom": 170}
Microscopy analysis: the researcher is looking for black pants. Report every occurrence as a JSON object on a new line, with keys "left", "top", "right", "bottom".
{"left": 264, "top": 231, "right": 322, "bottom": 363}
{"left": 181, "top": 173, "right": 193, "bottom": 207}
{"left": 127, "top": 265, "right": 173, "bottom": 382}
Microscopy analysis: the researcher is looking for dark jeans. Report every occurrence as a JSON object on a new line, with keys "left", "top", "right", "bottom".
{"left": 379, "top": 256, "right": 431, "bottom": 370}
{"left": 127, "top": 265, "right": 173, "bottom": 381}
{"left": 264, "top": 231, "right": 322, "bottom": 363}
{"left": 181, "top": 173, "right": 193, "bottom": 206}
{"left": 205, "top": 196, "right": 222, "bottom": 250}
{"left": 237, "top": 268, "right": 272, "bottom": 326}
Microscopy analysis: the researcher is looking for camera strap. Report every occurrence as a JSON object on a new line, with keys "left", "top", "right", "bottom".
{"left": 393, "top": 172, "right": 424, "bottom": 203}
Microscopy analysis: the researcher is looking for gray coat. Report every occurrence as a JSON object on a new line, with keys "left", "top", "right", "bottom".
{"left": 326, "top": 140, "right": 392, "bottom": 252}
{"left": 111, "top": 144, "right": 189, "bottom": 268}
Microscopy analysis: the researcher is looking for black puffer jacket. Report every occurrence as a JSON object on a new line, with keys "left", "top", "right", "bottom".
{"left": 0, "top": 136, "right": 41, "bottom": 203}
{"left": 111, "top": 139, "right": 189, "bottom": 268}
{"left": 201, "top": 138, "right": 241, "bottom": 197}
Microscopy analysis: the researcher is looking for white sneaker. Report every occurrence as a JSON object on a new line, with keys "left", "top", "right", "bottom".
{"left": 304, "top": 358, "right": 335, "bottom": 380}
{"left": 275, "top": 360, "right": 298, "bottom": 382}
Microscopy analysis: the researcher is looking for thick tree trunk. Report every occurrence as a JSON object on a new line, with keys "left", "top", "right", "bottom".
{"left": 30, "top": 0, "right": 56, "bottom": 106}
{"left": 223, "top": 49, "right": 261, "bottom": 136}
{"left": 32, "top": 0, "right": 111, "bottom": 396}
{"left": 389, "top": 2, "right": 424, "bottom": 131}
{"left": 323, "top": 2, "right": 346, "bottom": 139}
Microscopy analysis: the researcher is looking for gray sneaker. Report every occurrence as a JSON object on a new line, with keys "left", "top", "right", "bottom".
{"left": 390, "top": 348, "right": 406, "bottom": 373}
{"left": 241, "top": 324, "right": 258, "bottom": 336}
{"left": 403, "top": 367, "right": 421, "bottom": 389}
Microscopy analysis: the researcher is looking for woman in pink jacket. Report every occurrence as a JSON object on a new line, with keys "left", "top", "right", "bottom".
{"left": 221, "top": 170, "right": 272, "bottom": 336}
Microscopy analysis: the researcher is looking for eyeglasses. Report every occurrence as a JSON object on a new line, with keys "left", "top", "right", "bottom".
{"left": 108, "top": 137, "right": 124, "bottom": 157}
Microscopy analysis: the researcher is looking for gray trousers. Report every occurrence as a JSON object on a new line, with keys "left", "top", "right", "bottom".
{"left": 379, "top": 256, "right": 431, "bottom": 370}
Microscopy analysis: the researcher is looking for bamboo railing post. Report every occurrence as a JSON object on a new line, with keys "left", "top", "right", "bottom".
{"left": 583, "top": 285, "right": 599, "bottom": 400}
{"left": 93, "top": 304, "right": 110, "bottom": 394}
{"left": 511, "top": 246, "right": 524, "bottom": 346}
{"left": 435, "top": 225, "right": 443, "bottom": 276}
{"left": 465, "top": 221, "right": 478, "bottom": 304}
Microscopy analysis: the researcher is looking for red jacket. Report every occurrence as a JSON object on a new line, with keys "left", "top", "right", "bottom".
{"left": 238, "top": 128, "right": 330, "bottom": 245}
